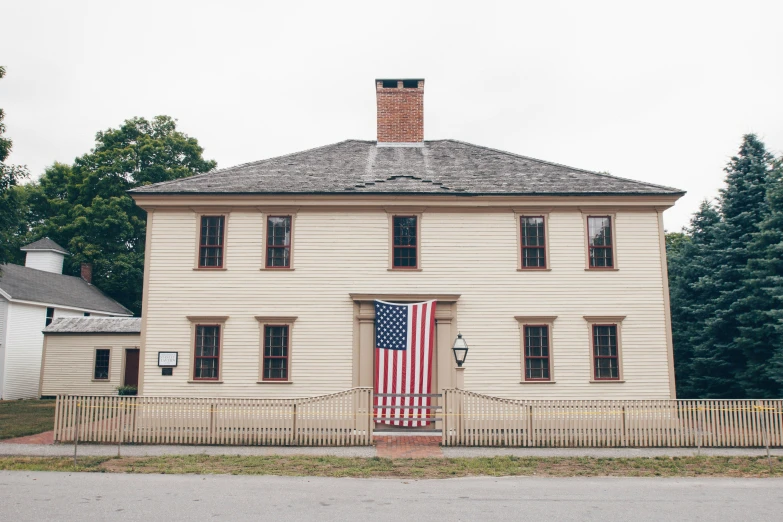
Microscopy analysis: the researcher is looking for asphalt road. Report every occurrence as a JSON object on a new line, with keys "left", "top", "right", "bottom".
{"left": 1, "top": 472, "right": 781, "bottom": 521}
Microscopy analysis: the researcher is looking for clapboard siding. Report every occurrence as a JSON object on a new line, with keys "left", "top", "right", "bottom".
{"left": 40, "top": 334, "right": 139, "bottom": 396}
{"left": 0, "top": 298, "right": 8, "bottom": 397}
{"left": 142, "top": 208, "right": 673, "bottom": 400}
{"left": 3, "top": 303, "right": 47, "bottom": 399}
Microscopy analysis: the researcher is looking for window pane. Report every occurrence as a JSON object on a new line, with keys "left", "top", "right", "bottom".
{"left": 266, "top": 217, "right": 291, "bottom": 267}
{"left": 588, "top": 217, "right": 612, "bottom": 246}
{"left": 263, "top": 325, "right": 289, "bottom": 380}
{"left": 194, "top": 325, "right": 220, "bottom": 379}
{"left": 523, "top": 325, "right": 550, "bottom": 381}
{"left": 199, "top": 216, "right": 224, "bottom": 267}
{"left": 593, "top": 325, "right": 619, "bottom": 379}
{"left": 94, "top": 349, "right": 110, "bottom": 380}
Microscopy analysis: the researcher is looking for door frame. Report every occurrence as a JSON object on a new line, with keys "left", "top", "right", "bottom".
{"left": 351, "top": 293, "right": 460, "bottom": 430}
{"left": 121, "top": 346, "right": 141, "bottom": 387}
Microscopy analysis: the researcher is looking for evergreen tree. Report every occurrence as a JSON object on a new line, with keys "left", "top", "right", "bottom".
{"left": 744, "top": 159, "right": 783, "bottom": 392}
{"left": 668, "top": 201, "right": 722, "bottom": 397}
{"left": 685, "top": 135, "right": 776, "bottom": 397}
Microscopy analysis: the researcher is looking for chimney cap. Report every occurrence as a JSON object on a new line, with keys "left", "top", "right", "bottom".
{"left": 375, "top": 78, "right": 425, "bottom": 82}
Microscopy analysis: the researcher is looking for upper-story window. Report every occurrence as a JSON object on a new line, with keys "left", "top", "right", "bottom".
{"left": 45, "top": 307, "right": 54, "bottom": 327}
{"left": 266, "top": 216, "right": 292, "bottom": 268}
{"left": 520, "top": 216, "right": 547, "bottom": 269}
{"left": 392, "top": 216, "right": 418, "bottom": 269}
{"left": 587, "top": 216, "right": 614, "bottom": 269}
{"left": 199, "top": 216, "right": 225, "bottom": 268}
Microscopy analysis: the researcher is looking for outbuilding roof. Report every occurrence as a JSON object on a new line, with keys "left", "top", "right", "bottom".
{"left": 20, "top": 237, "right": 69, "bottom": 255}
{"left": 0, "top": 264, "right": 132, "bottom": 316}
{"left": 43, "top": 317, "right": 141, "bottom": 334}
{"left": 130, "top": 139, "right": 684, "bottom": 197}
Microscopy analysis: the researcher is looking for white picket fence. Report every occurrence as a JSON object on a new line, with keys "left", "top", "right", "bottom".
{"left": 442, "top": 389, "right": 783, "bottom": 447}
{"left": 54, "top": 388, "right": 374, "bottom": 446}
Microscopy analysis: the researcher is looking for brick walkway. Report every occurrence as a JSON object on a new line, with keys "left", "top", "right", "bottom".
{"left": 374, "top": 436, "right": 443, "bottom": 458}
{"left": 3, "top": 430, "right": 54, "bottom": 445}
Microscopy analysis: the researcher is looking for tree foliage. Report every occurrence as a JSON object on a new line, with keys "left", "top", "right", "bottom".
{"left": 669, "top": 135, "right": 783, "bottom": 398}
{"left": 0, "top": 66, "right": 30, "bottom": 268}
{"left": 28, "top": 116, "right": 216, "bottom": 315}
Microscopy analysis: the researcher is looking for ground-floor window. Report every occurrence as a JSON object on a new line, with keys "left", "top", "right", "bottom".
{"left": 592, "top": 324, "right": 620, "bottom": 380}
{"left": 524, "top": 325, "right": 551, "bottom": 381}
{"left": 93, "top": 348, "right": 110, "bottom": 380}
{"left": 194, "top": 325, "right": 221, "bottom": 380}
{"left": 263, "top": 325, "right": 289, "bottom": 381}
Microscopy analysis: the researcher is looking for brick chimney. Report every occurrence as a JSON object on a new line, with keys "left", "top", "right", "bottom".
{"left": 376, "top": 79, "right": 424, "bottom": 146}
{"left": 80, "top": 262, "right": 93, "bottom": 284}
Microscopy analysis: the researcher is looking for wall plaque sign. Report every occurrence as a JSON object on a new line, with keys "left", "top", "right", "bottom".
{"left": 158, "top": 352, "right": 178, "bottom": 367}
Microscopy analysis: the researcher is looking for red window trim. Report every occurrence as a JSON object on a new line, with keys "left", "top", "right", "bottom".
{"left": 519, "top": 215, "right": 547, "bottom": 270}
{"left": 523, "top": 324, "right": 552, "bottom": 382}
{"left": 265, "top": 215, "right": 292, "bottom": 269}
{"left": 262, "top": 324, "right": 290, "bottom": 381}
{"left": 586, "top": 215, "right": 615, "bottom": 270}
{"left": 193, "top": 324, "right": 221, "bottom": 381}
{"left": 591, "top": 323, "right": 620, "bottom": 381}
{"left": 392, "top": 215, "right": 418, "bottom": 270}
{"left": 198, "top": 215, "right": 225, "bottom": 269}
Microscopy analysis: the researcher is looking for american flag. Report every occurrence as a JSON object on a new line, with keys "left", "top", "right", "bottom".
{"left": 374, "top": 299, "right": 437, "bottom": 426}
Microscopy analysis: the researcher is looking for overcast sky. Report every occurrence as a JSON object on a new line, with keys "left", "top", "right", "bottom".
{"left": 2, "top": 0, "right": 781, "bottom": 230}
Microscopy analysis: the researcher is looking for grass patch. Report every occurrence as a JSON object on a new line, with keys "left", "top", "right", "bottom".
{"left": 0, "top": 455, "right": 781, "bottom": 478}
{"left": 0, "top": 399, "right": 55, "bottom": 440}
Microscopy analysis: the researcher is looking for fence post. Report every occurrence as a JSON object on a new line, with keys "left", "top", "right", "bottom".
{"left": 758, "top": 400, "right": 772, "bottom": 473}
{"left": 73, "top": 398, "right": 80, "bottom": 466}
{"left": 696, "top": 403, "right": 703, "bottom": 455}
{"left": 209, "top": 403, "right": 216, "bottom": 444}
{"left": 622, "top": 405, "right": 628, "bottom": 447}
{"left": 118, "top": 397, "right": 124, "bottom": 457}
{"left": 292, "top": 402, "right": 298, "bottom": 445}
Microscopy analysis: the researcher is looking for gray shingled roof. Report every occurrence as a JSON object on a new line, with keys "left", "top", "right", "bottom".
{"left": 0, "top": 264, "right": 132, "bottom": 315}
{"left": 20, "top": 237, "right": 69, "bottom": 254}
{"left": 43, "top": 317, "right": 141, "bottom": 334}
{"left": 130, "top": 140, "right": 684, "bottom": 196}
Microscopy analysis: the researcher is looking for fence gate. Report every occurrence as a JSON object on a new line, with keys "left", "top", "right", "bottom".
{"left": 373, "top": 393, "right": 442, "bottom": 427}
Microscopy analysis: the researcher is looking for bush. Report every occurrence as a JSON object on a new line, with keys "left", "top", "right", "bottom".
{"left": 116, "top": 385, "right": 137, "bottom": 396}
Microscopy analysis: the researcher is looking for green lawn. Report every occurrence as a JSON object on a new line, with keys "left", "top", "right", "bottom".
{"left": 0, "top": 399, "right": 56, "bottom": 440}
{"left": 0, "top": 455, "right": 780, "bottom": 478}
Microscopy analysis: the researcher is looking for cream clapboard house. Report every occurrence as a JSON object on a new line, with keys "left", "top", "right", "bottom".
{"left": 0, "top": 239, "right": 132, "bottom": 399}
{"left": 129, "top": 79, "right": 684, "bottom": 402}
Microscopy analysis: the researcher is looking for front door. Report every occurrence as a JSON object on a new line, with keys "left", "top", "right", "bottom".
{"left": 124, "top": 349, "right": 140, "bottom": 387}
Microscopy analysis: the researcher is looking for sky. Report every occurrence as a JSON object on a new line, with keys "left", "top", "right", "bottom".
{"left": 2, "top": 0, "right": 782, "bottom": 231}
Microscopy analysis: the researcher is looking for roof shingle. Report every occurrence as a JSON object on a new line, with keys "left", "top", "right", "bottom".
{"left": 130, "top": 140, "right": 684, "bottom": 196}
{"left": 43, "top": 317, "right": 141, "bottom": 334}
{"left": 0, "top": 264, "right": 132, "bottom": 315}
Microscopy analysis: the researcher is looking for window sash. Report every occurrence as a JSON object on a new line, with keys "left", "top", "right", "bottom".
{"left": 45, "top": 307, "right": 54, "bottom": 327}
{"left": 263, "top": 325, "right": 289, "bottom": 380}
{"left": 392, "top": 216, "right": 418, "bottom": 268}
{"left": 587, "top": 216, "right": 614, "bottom": 268}
{"left": 592, "top": 324, "right": 619, "bottom": 380}
{"left": 194, "top": 325, "right": 221, "bottom": 380}
{"left": 93, "top": 349, "right": 110, "bottom": 380}
{"left": 266, "top": 216, "right": 292, "bottom": 268}
{"left": 523, "top": 325, "right": 551, "bottom": 381}
{"left": 199, "top": 216, "right": 225, "bottom": 268}
{"left": 520, "top": 216, "right": 547, "bottom": 268}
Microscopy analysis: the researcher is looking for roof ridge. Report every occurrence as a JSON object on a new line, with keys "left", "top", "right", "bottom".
{"left": 130, "top": 139, "right": 363, "bottom": 192}
{"left": 437, "top": 139, "right": 683, "bottom": 193}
